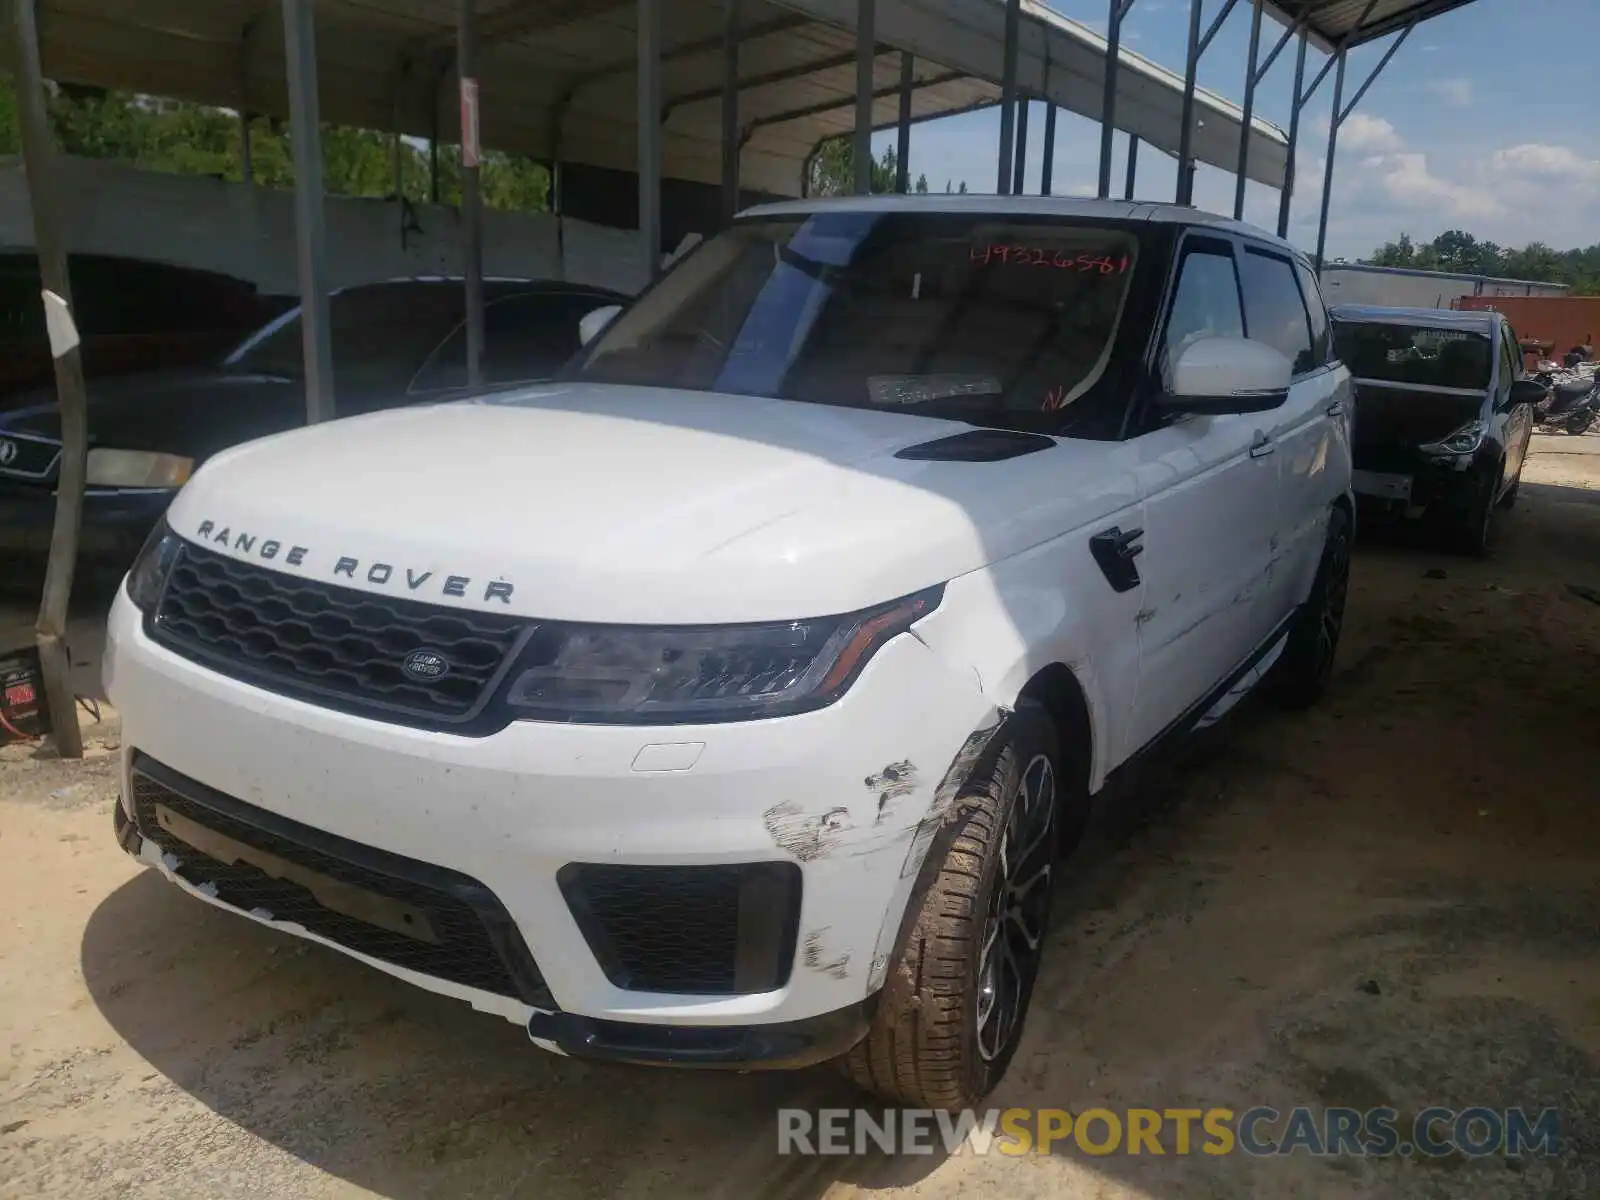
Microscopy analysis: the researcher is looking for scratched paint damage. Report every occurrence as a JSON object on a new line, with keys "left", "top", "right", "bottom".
{"left": 802, "top": 928, "right": 851, "bottom": 980}
{"left": 762, "top": 800, "right": 854, "bottom": 862}
{"left": 865, "top": 759, "right": 919, "bottom": 824}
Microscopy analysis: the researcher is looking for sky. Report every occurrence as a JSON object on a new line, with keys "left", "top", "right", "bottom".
{"left": 874, "top": 0, "right": 1600, "bottom": 262}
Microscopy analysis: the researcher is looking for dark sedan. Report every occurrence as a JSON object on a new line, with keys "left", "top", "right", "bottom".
{"left": 0, "top": 278, "right": 626, "bottom": 589}
{"left": 1331, "top": 305, "right": 1543, "bottom": 554}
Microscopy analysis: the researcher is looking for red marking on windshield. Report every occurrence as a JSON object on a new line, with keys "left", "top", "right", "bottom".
{"left": 1042, "top": 385, "right": 1068, "bottom": 412}
{"left": 970, "top": 246, "right": 1130, "bottom": 274}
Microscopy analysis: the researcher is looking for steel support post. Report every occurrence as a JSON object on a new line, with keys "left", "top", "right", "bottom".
{"left": 1012, "top": 97, "right": 1029, "bottom": 195}
{"left": 12, "top": 0, "right": 87, "bottom": 756}
{"left": 853, "top": 0, "right": 876, "bottom": 194}
{"left": 239, "top": 110, "right": 254, "bottom": 183}
{"left": 996, "top": 0, "right": 1021, "bottom": 194}
{"left": 1175, "top": 0, "right": 1241, "bottom": 204}
{"left": 721, "top": 0, "right": 741, "bottom": 220}
{"left": 1124, "top": 133, "right": 1139, "bottom": 198}
{"left": 1040, "top": 103, "right": 1057, "bottom": 195}
{"left": 282, "top": 0, "right": 335, "bottom": 423}
{"left": 458, "top": 0, "right": 484, "bottom": 385}
{"left": 638, "top": 0, "right": 663, "bottom": 272}
{"left": 1175, "top": 0, "right": 1203, "bottom": 203}
{"left": 1232, "top": 0, "right": 1263, "bottom": 219}
{"left": 1313, "top": 13, "right": 1414, "bottom": 268}
{"left": 1313, "top": 49, "right": 1345, "bottom": 270}
{"left": 895, "top": 52, "right": 913, "bottom": 193}
{"left": 1098, "top": 0, "right": 1135, "bottom": 198}
{"left": 1276, "top": 31, "right": 1307, "bottom": 237}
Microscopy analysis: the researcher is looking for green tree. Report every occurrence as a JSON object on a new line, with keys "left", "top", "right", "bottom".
{"left": 806, "top": 140, "right": 963, "bottom": 198}
{"left": 0, "top": 75, "right": 550, "bottom": 213}
{"left": 1363, "top": 229, "right": 1600, "bottom": 296}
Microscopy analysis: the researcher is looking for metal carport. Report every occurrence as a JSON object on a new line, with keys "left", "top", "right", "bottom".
{"left": 4, "top": 0, "right": 1472, "bottom": 755}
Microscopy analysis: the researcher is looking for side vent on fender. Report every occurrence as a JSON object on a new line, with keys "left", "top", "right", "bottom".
{"left": 895, "top": 430, "right": 1056, "bottom": 462}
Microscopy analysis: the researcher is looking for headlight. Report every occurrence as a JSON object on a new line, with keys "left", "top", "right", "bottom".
{"left": 1419, "top": 420, "right": 1486, "bottom": 457}
{"left": 87, "top": 448, "right": 194, "bottom": 489}
{"left": 503, "top": 586, "right": 942, "bottom": 724}
{"left": 126, "top": 520, "right": 183, "bottom": 612}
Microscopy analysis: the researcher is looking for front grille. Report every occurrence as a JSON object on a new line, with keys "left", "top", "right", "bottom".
{"left": 150, "top": 542, "right": 526, "bottom": 730}
{"left": 131, "top": 756, "right": 547, "bottom": 1003}
{"left": 558, "top": 862, "right": 801, "bottom": 995}
{"left": 0, "top": 433, "right": 61, "bottom": 479}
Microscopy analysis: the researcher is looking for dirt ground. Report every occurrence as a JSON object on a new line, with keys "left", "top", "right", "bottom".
{"left": 3, "top": 438, "right": 1598, "bottom": 1200}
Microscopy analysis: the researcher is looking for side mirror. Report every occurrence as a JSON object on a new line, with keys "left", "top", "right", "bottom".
{"left": 1507, "top": 378, "right": 1548, "bottom": 408}
{"left": 578, "top": 304, "right": 623, "bottom": 348}
{"left": 1158, "top": 337, "right": 1294, "bottom": 416}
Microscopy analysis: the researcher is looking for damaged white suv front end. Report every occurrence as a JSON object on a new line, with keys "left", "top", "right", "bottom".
{"left": 106, "top": 196, "right": 1353, "bottom": 1108}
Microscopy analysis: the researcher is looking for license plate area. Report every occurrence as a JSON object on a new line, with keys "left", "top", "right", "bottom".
{"left": 1353, "top": 470, "right": 1413, "bottom": 502}
{"left": 154, "top": 803, "right": 441, "bottom": 944}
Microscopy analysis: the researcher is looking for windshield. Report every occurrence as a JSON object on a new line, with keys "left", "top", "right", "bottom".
{"left": 1333, "top": 321, "right": 1492, "bottom": 390}
{"left": 570, "top": 212, "right": 1141, "bottom": 431}
{"left": 223, "top": 284, "right": 468, "bottom": 385}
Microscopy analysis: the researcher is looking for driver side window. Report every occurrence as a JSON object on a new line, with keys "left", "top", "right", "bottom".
{"left": 1163, "top": 245, "right": 1245, "bottom": 388}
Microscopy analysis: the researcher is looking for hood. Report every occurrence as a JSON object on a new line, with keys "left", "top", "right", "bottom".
{"left": 167, "top": 383, "right": 1138, "bottom": 624}
{"left": 0, "top": 368, "right": 305, "bottom": 467}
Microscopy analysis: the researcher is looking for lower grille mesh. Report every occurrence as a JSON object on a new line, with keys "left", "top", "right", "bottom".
{"left": 131, "top": 759, "right": 545, "bottom": 1003}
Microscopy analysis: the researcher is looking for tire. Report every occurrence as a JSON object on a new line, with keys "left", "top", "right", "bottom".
{"left": 1269, "top": 505, "right": 1351, "bottom": 710}
{"left": 1567, "top": 412, "right": 1594, "bottom": 436}
{"left": 1445, "top": 474, "right": 1497, "bottom": 557}
{"left": 838, "top": 706, "right": 1061, "bottom": 1110}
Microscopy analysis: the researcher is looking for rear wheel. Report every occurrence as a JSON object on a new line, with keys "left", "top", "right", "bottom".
{"left": 1567, "top": 412, "right": 1594, "bottom": 436}
{"left": 1269, "top": 505, "right": 1351, "bottom": 710}
{"left": 838, "top": 706, "right": 1061, "bottom": 1110}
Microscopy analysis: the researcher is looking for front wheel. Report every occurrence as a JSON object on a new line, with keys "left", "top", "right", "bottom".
{"left": 838, "top": 706, "right": 1061, "bottom": 1110}
{"left": 1269, "top": 505, "right": 1352, "bottom": 710}
{"left": 1567, "top": 412, "right": 1594, "bottom": 436}
{"left": 1445, "top": 475, "right": 1498, "bottom": 556}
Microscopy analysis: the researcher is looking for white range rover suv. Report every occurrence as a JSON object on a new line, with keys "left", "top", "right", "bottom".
{"left": 106, "top": 197, "right": 1354, "bottom": 1110}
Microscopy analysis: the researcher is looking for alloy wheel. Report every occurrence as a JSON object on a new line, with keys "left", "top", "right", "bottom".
{"left": 1313, "top": 531, "right": 1351, "bottom": 682}
{"left": 975, "top": 753, "right": 1056, "bottom": 1064}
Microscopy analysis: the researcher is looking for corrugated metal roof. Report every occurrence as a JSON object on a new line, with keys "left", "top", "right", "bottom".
{"left": 1, "top": 0, "right": 1290, "bottom": 200}
{"left": 1264, "top": 0, "right": 1479, "bottom": 52}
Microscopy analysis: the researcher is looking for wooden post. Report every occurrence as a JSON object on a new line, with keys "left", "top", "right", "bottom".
{"left": 12, "top": 0, "right": 86, "bottom": 758}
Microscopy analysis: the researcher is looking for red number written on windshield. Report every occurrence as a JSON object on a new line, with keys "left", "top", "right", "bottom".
{"left": 969, "top": 245, "right": 1130, "bottom": 274}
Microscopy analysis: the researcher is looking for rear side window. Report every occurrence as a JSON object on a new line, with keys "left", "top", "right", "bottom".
{"left": 1239, "top": 249, "right": 1315, "bottom": 375}
{"left": 1293, "top": 260, "right": 1332, "bottom": 367}
{"left": 1497, "top": 325, "right": 1516, "bottom": 391}
{"left": 1164, "top": 246, "right": 1244, "bottom": 384}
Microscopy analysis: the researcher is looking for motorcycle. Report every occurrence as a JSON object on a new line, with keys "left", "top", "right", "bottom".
{"left": 1531, "top": 368, "right": 1599, "bottom": 435}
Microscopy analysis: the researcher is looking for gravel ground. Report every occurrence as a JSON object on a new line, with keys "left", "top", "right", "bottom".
{"left": 2, "top": 436, "right": 1597, "bottom": 1200}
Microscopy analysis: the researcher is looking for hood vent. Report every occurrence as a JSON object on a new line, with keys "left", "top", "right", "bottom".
{"left": 895, "top": 429, "right": 1055, "bottom": 463}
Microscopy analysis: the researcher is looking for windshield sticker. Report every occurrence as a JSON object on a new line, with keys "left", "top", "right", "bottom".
{"left": 969, "top": 245, "right": 1131, "bottom": 274}
{"left": 1041, "top": 384, "right": 1069, "bottom": 412}
{"left": 868, "top": 374, "right": 1003, "bottom": 406}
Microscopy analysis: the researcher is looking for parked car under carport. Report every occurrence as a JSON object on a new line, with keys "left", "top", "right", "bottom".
{"left": 0, "top": 277, "right": 627, "bottom": 591}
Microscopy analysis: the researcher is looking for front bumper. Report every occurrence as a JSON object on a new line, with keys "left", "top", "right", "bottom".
{"left": 1351, "top": 448, "right": 1486, "bottom": 519}
{"left": 104, "top": 588, "right": 994, "bottom": 1060}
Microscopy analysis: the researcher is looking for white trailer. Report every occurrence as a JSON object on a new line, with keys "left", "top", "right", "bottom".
{"left": 1320, "top": 263, "right": 1568, "bottom": 310}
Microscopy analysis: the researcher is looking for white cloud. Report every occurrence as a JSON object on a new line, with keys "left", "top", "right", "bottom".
{"left": 1339, "top": 113, "right": 1403, "bottom": 154}
{"left": 1489, "top": 143, "right": 1600, "bottom": 184}
{"left": 1426, "top": 78, "right": 1473, "bottom": 107}
{"left": 1367, "top": 152, "right": 1503, "bottom": 219}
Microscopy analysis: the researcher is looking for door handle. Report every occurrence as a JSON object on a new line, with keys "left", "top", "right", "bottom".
{"left": 1249, "top": 432, "right": 1276, "bottom": 458}
{"left": 1326, "top": 399, "right": 1346, "bottom": 416}
{"left": 1090, "top": 526, "right": 1144, "bottom": 594}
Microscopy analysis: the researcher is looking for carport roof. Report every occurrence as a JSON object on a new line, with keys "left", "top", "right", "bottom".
{"left": 1265, "top": 0, "right": 1479, "bottom": 53}
{"left": 7, "top": 0, "right": 1290, "bottom": 200}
